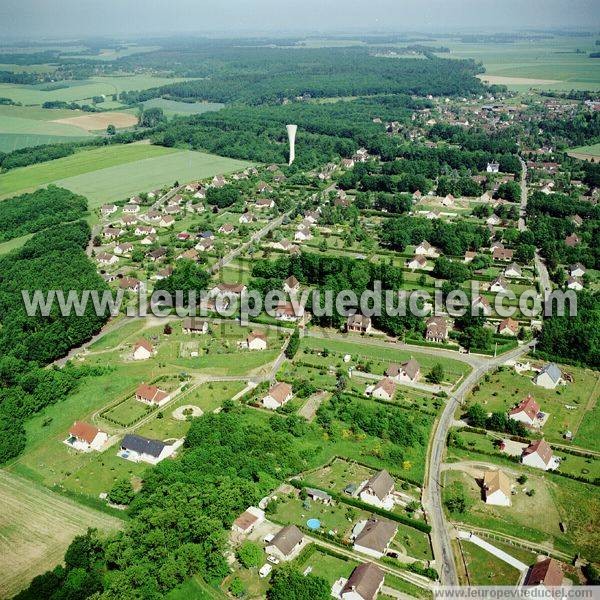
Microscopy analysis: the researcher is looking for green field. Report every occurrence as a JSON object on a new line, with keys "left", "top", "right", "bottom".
{"left": 459, "top": 540, "right": 522, "bottom": 586}
{"left": 0, "top": 143, "right": 253, "bottom": 204}
{"left": 140, "top": 98, "right": 224, "bottom": 117}
{"left": 0, "top": 74, "right": 193, "bottom": 105}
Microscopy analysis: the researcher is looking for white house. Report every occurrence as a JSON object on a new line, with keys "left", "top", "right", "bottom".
{"left": 65, "top": 421, "right": 108, "bottom": 452}
{"left": 232, "top": 506, "right": 265, "bottom": 535}
{"left": 135, "top": 383, "right": 171, "bottom": 407}
{"left": 521, "top": 439, "right": 557, "bottom": 471}
{"left": 352, "top": 518, "right": 397, "bottom": 559}
{"left": 533, "top": 363, "right": 562, "bottom": 389}
{"left": 369, "top": 378, "right": 397, "bottom": 401}
{"left": 385, "top": 359, "right": 420, "bottom": 384}
{"left": 338, "top": 562, "right": 385, "bottom": 600}
{"left": 483, "top": 469, "right": 511, "bottom": 506}
{"left": 97, "top": 252, "right": 119, "bottom": 266}
{"left": 569, "top": 263, "right": 586, "bottom": 278}
{"left": 294, "top": 227, "right": 312, "bottom": 242}
{"left": 490, "top": 276, "right": 508, "bottom": 293}
{"left": 114, "top": 243, "right": 133, "bottom": 256}
{"left": 359, "top": 470, "right": 395, "bottom": 511}
{"left": 567, "top": 276, "right": 583, "bottom": 291}
{"left": 246, "top": 331, "right": 268, "bottom": 350}
{"left": 509, "top": 395, "right": 541, "bottom": 427}
{"left": 283, "top": 275, "right": 300, "bottom": 294}
{"left": 498, "top": 317, "right": 519, "bottom": 336}
{"left": 407, "top": 255, "right": 427, "bottom": 271}
{"left": 486, "top": 162, "right": 500, "bottom": 173}
{"left": 132, "top": 339, "right": 155, "bottom": 360}
{"left": 265, "top": 525, "right": 304, "bottom": 561}
{"left": 119, "top": 434, "right": 176, "bottom": 465}
{"left": 101, "top": 204, "right": 118, "bottom": 216}
{"left": 472, "top": 295, "right": 492, "bottom": 316}
{"left": 414, "top": 240, "right": 439, "bottom": 257}
{"left": 263, "top": 382, "right": 293, "bottom": 410}
{"left": 505, "top": 263, "right": 522, "bottom": 278}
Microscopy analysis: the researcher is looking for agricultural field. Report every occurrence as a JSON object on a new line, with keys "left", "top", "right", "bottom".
{"left": 51, "top": 111, "right": 138, "bottom": 132}
{"left": 0, "top": 142, "right": 253, "bottom": 204}
{"left": 466, "top": 363, "right": 600, "bottom": 451}
{"left": 139, "top": 98, "right": 225, "bottom": 117}
{"left": 0, "top": 470, "right": 123, "bottom": 598}
{"left": 0, "top": 74, "right": 193, "bottom": 105}
{"left": 567, "top": 143, "right": 600, "bottom": 162}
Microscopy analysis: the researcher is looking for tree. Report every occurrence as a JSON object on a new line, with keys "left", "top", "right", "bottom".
{"left": 108, "top": 478, "right": 135, "bottom": 505}
{"left": 236, "top": 541, "right": 262, "bottom": 568}
{"left": 444, "top": 481, "right": 471, "bottom": 514}
{"left": 285, "top": 328, "right": 300, "bottom": 359}
{"left": 426, "top": 363, "right": 445, "bottom": 384}
{"left": 267, "top": 565, "right": 330, "bottom": 600}
{"left": 229, "top": 576, "right": 245, "bottom": 597}
{"left": 466, "top": 403, "right": 487, "bottom": 428}
{"left": 106, "top": 124, "right": 116, "bottom": 135}
{"left": 138, "top": 107, "right": 166, "bottom": 128}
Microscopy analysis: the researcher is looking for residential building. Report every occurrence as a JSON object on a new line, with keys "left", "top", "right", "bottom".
{"left": 232, "top": 507, "right": 265, "bottom": 535}
{"left": 407, "top": 255, "right": 427, "bottom": 271}
{"left": 425, "top": 316, "right": 448, "bottom": 342}
{"left": 283, "top": 275, "right": 300, "bottom": 294}
{"left": 369, "top": 378, "right": 397, "bottom": 401}
{"left": 347, "top": 314, "right": 372, "bottom": 334}
{"left": 120, "top": 434, "right": 175, "bottom": 465}
{"left": 483, "top": 469, "right": 511, "bottom": 506}
{"left": 246, "top": 331, "right": 268, "bottom": 350}
{"left": 521, "top": 439, "right": 556, "bottom": 471}
{"left": 505, "top": 263, "right": 522, "bottom": 278}
{"left": 533, "top": 363, "right": 563, "bottom": 389}
{"left": 65, "top": 421, "right": 108, "bottom": 452}
{"left": 414, "top": 240, "right": 439, "bottom": 257}
{"left": 498, "top": 317, "right": 519, "bottom": 336}
{"left": 182, "top": 317, "right": 209, "bottom": 334}
{"left": 263, "top": 382, "right": 293, "bottom": 410}
{"left": 524, "top": 558, "right": 564, "bottom": 588}
{"left": 135, "top": 383, "right": 170, "bottom": 407}
{"left": 132, "top": 339, "right": 155, "bottom": 360}
{"left": 509, "top": 395, "right": 541, "bottom": 427}
{"left": 266, "top": 525, "right": 304, "bottom": 561}
{"left": 352, "top": 518, "right": 397, "bottom": 559}
{"left": 359, "top": 470, "right": 395, "bottom": 510}
{"left": 339, "top": 562, "right": 385, "bottom": 600}
{"left": 385, "top": 359, "right": 420, "bottom": 383}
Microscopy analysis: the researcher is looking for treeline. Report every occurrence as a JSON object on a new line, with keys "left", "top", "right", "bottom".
{"left": 0, "top": 186, "right": 88, "bottom": 243}
{"left": 429, "top": 123, "right": 519, "bottom": 154}
{"left": 0, "top": 221, "right": 111, "bottom": 464}
{"left": 17, "top": 408, "right": 313, "bottom": 599}
{"left": 118, "top": 47, "right": 485, "bottom": 105}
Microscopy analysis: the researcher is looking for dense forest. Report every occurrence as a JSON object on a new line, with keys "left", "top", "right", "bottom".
{"left": 0, "top": 221, "right": 110, "bottom": 463}
{"left": 0, "top": 186, "right": 88, "bottom": 243}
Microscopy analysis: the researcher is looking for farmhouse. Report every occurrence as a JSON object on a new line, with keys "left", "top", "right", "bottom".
{"left": 498, "top": 317, "right": 519, "bottom": 336}
{"left": 347, "top": 314, "right": 372, "bottom": 334}
{"left": 521, "top": 439, "right": 557, "bottom": 471}
{"left": 339, "top": 562, "right": 385, "bottom": 600}
{"left": 533, "top": 363, "right": 563, "bottom": 389}
{"left": 524, "top": 558, "right": 564, "bottom": 588}
{"left": 359, "top": 470, "right": 395, "bottom": 510}
{"left": 385, "top": 359, "right": 420, "bottom": 383}
{"left": 120, "top": 434, "right": 175, "bottom": 465}
{"left": 265, "top": 525, "right": 304, "bottom": 561}
{"left": 369, "top": 378, "right": 397, "bottom": 401}
{"left": 182, "top": 317, "right": 209, "bottom": 334}
{"left": 352, "top": 518, "right": 397, "bottom": 559}
{"left": 483, "top": 469, "right": 511, "bottom": 506}
{"left": 135, "top": 384, "right": 171, "bottom": 407}
{"left": 425, "top": 316, "right": 448, "bottom": 342}
{"left": 132, "top": 339, "right": 155, "bottom": 360}
{"left": 232, "top": 506, "right": 265, "bottom": 535}
{"left": 263, "top": 382, "right": 293, "bottom": 410}
{"left": 65, "top": 421, "right": 108, "bottom": 452}
{"left": 246, "top": 331, "right": 268, "bottom": 350}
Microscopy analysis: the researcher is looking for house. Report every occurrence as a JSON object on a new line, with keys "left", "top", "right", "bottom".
{"left": 239, "top": 212, "right": 254, "bottom": 224}
{"left": 195, "top": 238, "right": 214, "bottom": 252}
{"left": 132, "top": 339, "right": 155, "bottom": 360}
{"left": 521, "top": 439, "right": 557, "bottom": 471}
{"left": 385, "top": 359, "right": 420, "bottom": 383}
{"left": 212, "top": 175, "right": 226, "bottom": 187}
{"left": 294, "top": 227, "right": 312, "bottom": 242}
{"left": 359, "top": 470, "right": 395, "bottom": 510}
{"left": 425, "top": 316, "right": 448, "bottom": 342}
{"left": 339, "top": 562, "right": 385, "bottom": 600}
{"left": 283, "top": 275, "right": 300, "bottom": 294}
{"left": 370, "top": 378, "right": 397, "bottom": 401}
{"left": 119, "top": 277, "right": 141, "bottom": 292}
{"left": 129, "top": 195, "right": 142, "bottom": 204}
{"left": 305, "top": 487, "right": 332, "bottom": 504}
{"left": 155, "top": 266, "right": 173, "bottom": 280}
{"left": 493, "top": 247, "right": 514, "bottom": 262}
{"left": 103, "top": 227, "right": 124, "bottom": 240}
{"left": 255, "top": 198, "right": 274, "bottom": 209}
{"left": 347, "top": 314, "right": 372, "bottom": 334}
{"left": 135, "top": 384, "right": 171, "bottom": 407}
{"left": 487, "top": 213, "right": 501, "bottom": 226}
{"left": 247, "top": 331, "right": 268, "bottom": 350}
{"left": 567, "top": 276, "right": 583, "bottom": 291}
{"left": 490, "top": 276, "right": 508, "bottom": 293}
{"left": 442, "top": 194, "right": 455, "bottom": 207}
{"left": 256, "top": 181, "right": 273, "bottom": 194}
{"left": 97, "top": 252, "right": 119, "bottom": 266}
{"left": 232, "top": 507, "right": 265, "bottom": 535}
{"left": 114, "top": 243, "right": 133, "bottom": 256}
{"left": 263, "top": 382, "right": 293, "bottom": 410}
{"left": 140, "top": 235, "right": 157, "bottom": 246}
{"left": 425, "top": 209, "right": 441, "bottom": 220}
{"left": 571, "top": 214, "right": 583, "bottom": 228}
{"left": 486, "top": 162, "right": 500, "bottom": 173}
{"left": 182, "top": 317, "right": 209, "bottom": 334}
{"left": 168, "top": 194, "right": 184, "bottom": 205}
{"left": 177, "top": 232, "right": 190, "bottom": 241}
{"left": 135, "top": 225, "right": 156, "bottom": 237}
{"left": 498, "top": 317, "right": 519, "bottom": 336}
{"left": 101, "top": 204, "right": 118, "bottom": 216}
{"left": 274, "top": 301, "right": 302, "bottom": 322}
{"left": 569, "top": 263, "right": 586, "bottom": 278}
{"left": 407, "top": 255, "right": 427, "bottom": 271}
{"left": 412, "top": 190, "right": 422, "bottom": 201}
{"left": 505, "top": 263, "right": 522, "bottom": 278}
{"left": 472, "top": 295, "right": 492, "bottom": 316}
{"left": 483, "top": 469, "right": 511, "bottom": 506}
{"left": 341, "top": 158, "right": 355, "bottom": 169}
{"left": 352, "top": 518, "right": 397, "bottom": 559}
{"left": 147, "top": 247, "right": 167, "bottom": 262}
{"left": 533, "top": 363, "right": 563, "bottom": 389}
{"left": 464, "top": 251, "right": 477, "bottom": 263}
{"left": 265, "top": 525, "right": 304, "bottom": 561}
{"left": 564, "top": 233, "right": 580, "bottom": 247}
{"left": 414, "top": 240, "right": 439, "bottom": 257}
{"left": 159, "top": 215, "right": 175, "bottom": 228}
{"left": 509, "top": 395, "right": 540, "bottom": 427}
{"left": 65, "top": 421, "right": 108, "bottom": 452}
{"left": 219, "top": 223, "right": 234, "bottom": 235}
{"left": 120, "top": 434, "right": 175, "bottom": 465}
{"left": 123, "top": 203, "right": 140, "bottom": 214}
{"left": 479, "top": 191, "right": 493, "bottom": 203}
{"left": 178, "top": 248, "right": 199, "bottom": 261}
{"left": 210, "top": 283, "right": 247, "bottom": 298}
{"left": 524, "top": 558, "right": 564, "bottom": 588}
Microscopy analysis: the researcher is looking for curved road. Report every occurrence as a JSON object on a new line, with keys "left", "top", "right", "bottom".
{"left": 422, "top": 341, "right": 535, "bottom": 585}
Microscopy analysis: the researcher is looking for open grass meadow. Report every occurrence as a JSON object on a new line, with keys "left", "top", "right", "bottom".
{"left": 458, "top": 540, "right": 523, "bottom": 586}
{"left": 139, "top": 98, "right": 225, "bottom": 117}
{"left": 0, "top": 143, "right": 253, "bottom": 204}
{"left": 0, "top": 470, "right": 123, "bottom": 599}
{"left": 0, "top": 74, "right": 194, "bottom": 105}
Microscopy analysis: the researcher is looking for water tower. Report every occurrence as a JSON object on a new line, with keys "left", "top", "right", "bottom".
{"left": 286, "top": 124, "right": 297, "bottom": 166}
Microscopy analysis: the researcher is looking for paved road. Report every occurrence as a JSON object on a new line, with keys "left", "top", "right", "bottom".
{"left": 422, "top": 341, "right": 534, "bottom": 586}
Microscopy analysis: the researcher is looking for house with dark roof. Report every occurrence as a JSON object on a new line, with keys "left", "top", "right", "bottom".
{"left": 119, "top": 434, "right": 175, "bottom": 464}
{"left": 425, "top": 316, "right": 448, "bottom": 342}
{"left": 347, "top": 314, "right": 372, "bottom": 334}
{"left": 352, "top": 518, "right": 397, "bottom": 559}
{"left": 533, "top": 363, "right": 563, "bottom": 389}
{"left": 359, "top": 471, "right": 395, "bottom": 510}
{"left": 265, "top": 525, "right": 304, "bottom": 561}
{"left": 340, "top": 562, "right": 385, "bottom": 600}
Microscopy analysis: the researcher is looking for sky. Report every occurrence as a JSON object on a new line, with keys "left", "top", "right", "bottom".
{"left": 0, "top": 0, "right": 598, "bottom": 39}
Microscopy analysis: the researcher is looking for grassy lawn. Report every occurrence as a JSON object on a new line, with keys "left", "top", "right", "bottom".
{"left": 467, "top": 364, "right": 600, "bottom": 451}
{"left": 88, "top": 318, "right": 146, "bottom": 351}
{"left": 140, "top": 98, "right": 224, "bottom": 117}
{"left": 459, "top": 540, "right": 522, "bottom": 586}
{"left": 0, "top": 232, "right": 33, "bottom": 256}
{"left": 102, "top": 396, "right": 154, "bottom": 427}
{"left": 296, "top": 548, "right": 357, "bottom": 584}
{"left": 0, "top": 470, "right": 123, "bottom": 599}
{"left": 166, "top": 575, "right": 226, "bottom": 600}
